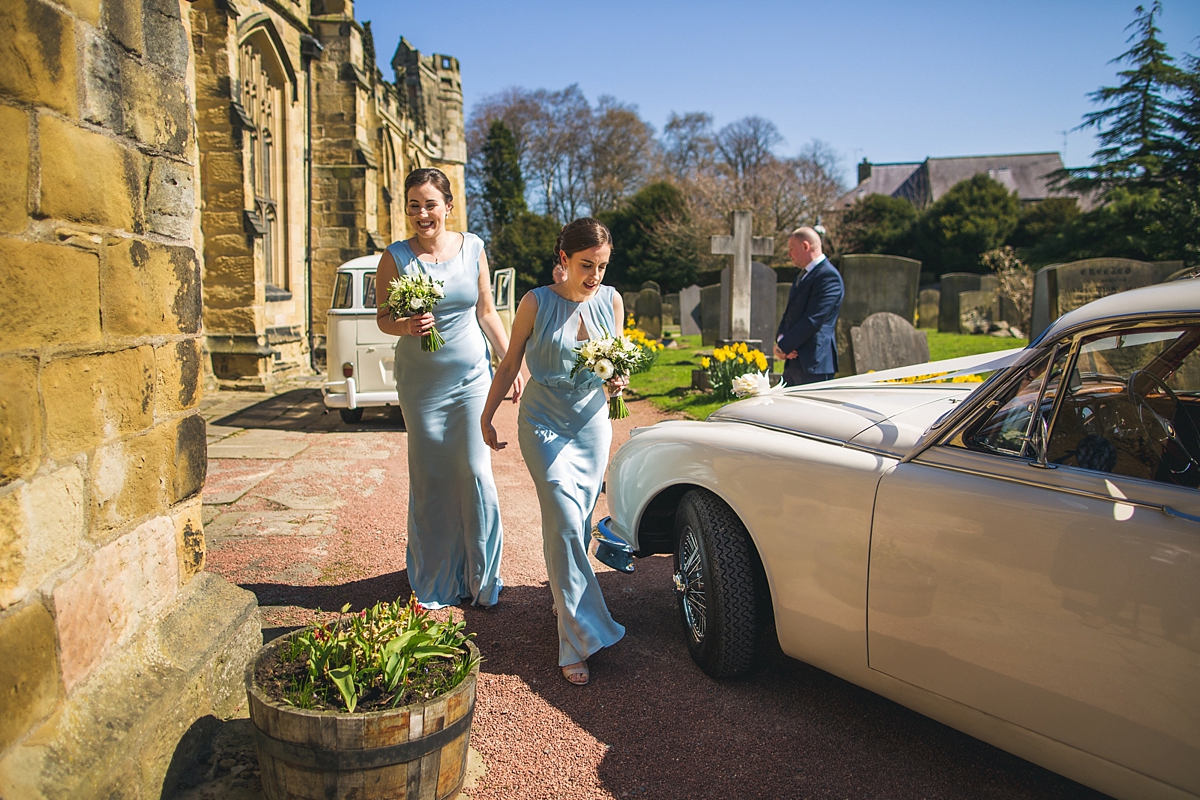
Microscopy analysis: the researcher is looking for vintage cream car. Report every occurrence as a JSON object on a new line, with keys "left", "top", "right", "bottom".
{"left": 601, "top": 280, "right": 1200, "bottom": 800}
{"left": 322, "top": 256, "right": 515, "bottom": 423}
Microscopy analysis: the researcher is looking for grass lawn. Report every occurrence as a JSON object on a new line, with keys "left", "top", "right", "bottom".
{"left": 628, "top": 330, "right": 1028, "bottom": 421}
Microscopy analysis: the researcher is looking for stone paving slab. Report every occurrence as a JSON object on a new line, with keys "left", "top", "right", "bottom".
{"left": 207, "top": 429, "right": 311, "bottom": 460}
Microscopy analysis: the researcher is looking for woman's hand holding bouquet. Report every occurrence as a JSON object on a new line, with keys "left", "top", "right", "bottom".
{"left": 570, "top": 331, "right": 647, "bottom": 419}
{"left": 386, "top": 272, "right": 446, "bottom": 352}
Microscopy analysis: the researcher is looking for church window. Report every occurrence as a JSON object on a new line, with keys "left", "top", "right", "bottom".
{"left": 240, "top": 37, "right": 288, "bottom": 292}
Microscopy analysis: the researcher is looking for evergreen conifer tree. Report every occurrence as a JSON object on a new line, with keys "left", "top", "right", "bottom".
{"left": 1057, "top": 2, "right": 1185, "bottom": 194}
{"left": 481, "top": 119, "right": 527, "bottom": 231}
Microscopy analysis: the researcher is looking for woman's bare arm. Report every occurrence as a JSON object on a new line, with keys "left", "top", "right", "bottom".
{"left": 481, "top": 292, "right": 538, "bottom": 450}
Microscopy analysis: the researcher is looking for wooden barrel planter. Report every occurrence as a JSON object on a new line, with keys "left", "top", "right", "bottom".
{"left": 245, "top": 634, "right": 479, "bottom": 800}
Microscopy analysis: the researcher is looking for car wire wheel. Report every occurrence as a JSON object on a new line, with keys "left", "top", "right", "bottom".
{"left": 673, "top": 488, "right": 759, "bottom": 678}
{"left": 678, "top": 524, "right": 706, "bottom": 643}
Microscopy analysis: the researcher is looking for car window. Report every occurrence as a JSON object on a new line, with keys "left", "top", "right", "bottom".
{"left": 331, "top": 272, "right": 353, "bottom": 310}
{"left": 1046, "top": 326, "right": 1200, "bottom": 487}
{"left": 363, "top": 272, "right": 376, "bottom": 309}
{"left": 962, "top": 345, "right": 1070, "bottom": 458}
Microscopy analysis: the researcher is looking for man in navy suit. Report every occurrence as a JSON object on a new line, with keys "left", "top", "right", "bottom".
{"left": 774, "top": 227, "right": 844, "bottom": 386}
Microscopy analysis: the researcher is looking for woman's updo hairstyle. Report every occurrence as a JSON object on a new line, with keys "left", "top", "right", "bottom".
{"left": 404, "top": 167, "right": 453, "bottom": 204}
{"left": 555, "top": 217, "right": 612, "bottom": 260}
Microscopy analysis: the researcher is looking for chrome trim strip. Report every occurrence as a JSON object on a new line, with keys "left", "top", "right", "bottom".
{"left": 915, "top": 458, "right": 1200, "bottom": 525}
{"left": 716, "top": 419, "right": 901, "bottom": 459}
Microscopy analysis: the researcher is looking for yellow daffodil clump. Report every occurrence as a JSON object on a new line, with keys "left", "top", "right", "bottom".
{"left": 879, "top": 371, "right": 984, "bottom": 384}
{"left": 623, "top": 326, "right": 664, "bottom": 374}
{"left": 703, "top": 343, "right": 770, "bottom": 401}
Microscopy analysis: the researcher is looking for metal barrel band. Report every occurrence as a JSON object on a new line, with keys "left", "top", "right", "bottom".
{"left": 253, "top": 704, "right": 474, "bottom": 771}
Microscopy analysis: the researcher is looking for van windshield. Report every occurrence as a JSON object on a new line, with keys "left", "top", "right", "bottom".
{"left": 331, "top": 273, "right": 353, "bottom": 309}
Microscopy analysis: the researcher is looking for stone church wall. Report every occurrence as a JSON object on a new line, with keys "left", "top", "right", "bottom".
{"left": 191, "top": 0, "right": 467, "bottom": 381}
{"left": 0, "top": 1, "right": 259, "bottom": 796}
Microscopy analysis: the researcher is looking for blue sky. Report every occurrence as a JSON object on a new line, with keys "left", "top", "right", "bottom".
{"left": 354, "top": 0, "right": 1199, "bottom": 182}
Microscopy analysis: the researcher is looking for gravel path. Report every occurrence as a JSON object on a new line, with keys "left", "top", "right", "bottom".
{"left": 196, "top": 386, "right": 1108, "bottom": 800}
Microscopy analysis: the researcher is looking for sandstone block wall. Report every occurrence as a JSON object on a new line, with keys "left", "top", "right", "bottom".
{"left": 0, "top": 1, "right": 260, "bottom": 796}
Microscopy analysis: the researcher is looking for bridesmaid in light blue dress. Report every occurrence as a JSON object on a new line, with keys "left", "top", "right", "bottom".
{"left": 482, "top": 218, "right": 626, "bottom": 686}
{"left": 376, "top": 169, "right": 521, "bottom": 609}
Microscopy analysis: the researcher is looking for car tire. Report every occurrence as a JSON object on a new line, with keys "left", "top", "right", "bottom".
{"left": 339, "top": 408, "right": 364, "bottom": 424}
{"left": 674, "top": 488, "right": 758, "bottom": 678}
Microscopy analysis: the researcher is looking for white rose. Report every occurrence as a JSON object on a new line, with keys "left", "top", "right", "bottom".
{"left": 409, "top": 297, "right": 425, "bottom": 310}
{"left": 432, "top": 283, "right": 445, "bottom": 298}
{"left": 594, "top": 358, "right": 615, "bottom": 381}
{"left": 732, "top": 373, "right": 760, "bottom": 398}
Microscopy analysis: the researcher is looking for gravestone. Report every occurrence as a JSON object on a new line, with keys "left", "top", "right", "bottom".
{"left": 700, "top": 284, "right": 722, "bottom": 345}
{"left": 850, "top": 312, "right": 930, "bottom": 374}
{"left": 663, "top": 292, "right": 679, "bottom": 327}
{"left": 777, "top": 282, "right": 792, "bottom": 331}
{"left": 834, "top": 254, "right": 922, "bottom": 374}
{"left": 917, "top": 288, "right": 940, "bottom": 329}
{"left": 711, "top": 210, "right": 773, "bottom": 345}
{"left": 958, "top": 289, "right": 999, "bottom": 334}
{"left": 1030, "top": 258, "right": 1184, "bottom": 338}
{"left": 640, "top": 280, "right": 661, "bottom": 293}
{"left": 680, "top": 284, "right": 702, "bottom": 336}
{"left": 938, "top": 273, "right": 982, "bottom": 333}
{"left": 621, "top": 292, "right": 639, "bottom": 326}
{"left": 634, "top": 287, "right": 663, "bottom": 339}
{"left": 720, "top": 261, "right": 777, "bottom": 350}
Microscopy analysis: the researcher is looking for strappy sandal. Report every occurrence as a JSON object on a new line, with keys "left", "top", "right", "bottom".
{"left": 551, "top": 603, "right": 557, "bottom": 617}
{"left": 561, "top": 662, "right": 589, "bottom": 686}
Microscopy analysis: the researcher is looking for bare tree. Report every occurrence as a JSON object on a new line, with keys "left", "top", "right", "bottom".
{"left": 662, "top": 111, "right": 715, "bottom": 179}
{"left": 584, "top": 96, "right": 657, "bottom": 215}
{"left": 714, "top": 116, "right": 784, "bottom": 188}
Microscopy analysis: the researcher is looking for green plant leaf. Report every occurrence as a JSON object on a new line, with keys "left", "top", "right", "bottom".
{"left": 329, "top": 664, "right": 358, "bottom": 713}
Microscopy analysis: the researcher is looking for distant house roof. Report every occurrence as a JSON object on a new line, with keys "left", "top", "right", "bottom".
{"left": 835, "top": 152, "right": 1080, "bottom": 210}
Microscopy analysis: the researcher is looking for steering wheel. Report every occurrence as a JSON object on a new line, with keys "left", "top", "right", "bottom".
{"left": 1127, "top": 370, "right": 1199, "bottom": 481}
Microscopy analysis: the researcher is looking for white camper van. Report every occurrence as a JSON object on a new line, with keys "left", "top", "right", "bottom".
{"left": 322, "top": 255, "right": 515, "bottom": 423}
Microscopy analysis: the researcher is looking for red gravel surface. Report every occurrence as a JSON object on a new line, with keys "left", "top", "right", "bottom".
{"left": 202, "top": 388, "right": 1109, "bottom": 800}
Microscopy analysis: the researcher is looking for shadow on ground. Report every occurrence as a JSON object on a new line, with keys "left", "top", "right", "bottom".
{"left": 213, "top": 389, "right": 405, "bottom": 433}
{"left": 457, "top": 560, "right": 1110, "bottom": 800}
{"left": 227, "top": 558, "right": 1109, "bottom": 800}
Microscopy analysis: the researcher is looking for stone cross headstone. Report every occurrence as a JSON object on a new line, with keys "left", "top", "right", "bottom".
{"left": 680, "top": 284, "right": 702, "bottom": 336}
{"left": 711, "top": 210, "right": 773, "bottom": 344}
{"left": 634, "top": 287, "right": 663, "bottom": 339}
{"left": 834, "top": 254, "right": 921, "bottom": 374}
{"left": 663, "top": 292, "right": 679, "bottom": 327}
{"left": 917, "top": 288, "right": 940, "bottom": 329}
{"left": 938, "top": 273, "right": 983, "bottom": 333}
{"left": 700, "top": 284, "right": 722, "bottom": 346}
{"left": 850, "top": 312, "right": 930, "bottom": 374}
{"left": 1030, "top": 258, "right": 1183, "bottom": 338}
{"left": 719, "top": 261, "right": 777, "bottom": 350}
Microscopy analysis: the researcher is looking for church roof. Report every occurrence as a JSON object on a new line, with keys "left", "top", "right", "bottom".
{"left": 835, "top": 151, "right": 1074, "bottom": 210}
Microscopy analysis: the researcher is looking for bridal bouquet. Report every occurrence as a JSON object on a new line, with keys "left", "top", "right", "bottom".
{"left": 570, "top": 331, "right": 647, "bottom": 419}
{"left": 386, "top": 273, "right": 445, "bottom": 351}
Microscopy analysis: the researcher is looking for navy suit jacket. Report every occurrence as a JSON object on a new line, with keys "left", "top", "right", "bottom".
{"left": 775, "top": 257, "right": 844, "bottom": 377}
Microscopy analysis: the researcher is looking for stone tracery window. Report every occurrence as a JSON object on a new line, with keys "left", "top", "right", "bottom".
{"left": 239, "top": 36, "right": 288, "bottom": 292}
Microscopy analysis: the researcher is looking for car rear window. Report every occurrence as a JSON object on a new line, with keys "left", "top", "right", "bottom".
{"left": 331, "top": 273, "right": 353, "bottom": 309}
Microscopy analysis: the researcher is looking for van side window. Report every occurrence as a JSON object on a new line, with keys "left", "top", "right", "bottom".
{"left": 363, "top": 273, "right": 376, "bottom": 309}
{"left": 331, "top": 273, "right": 353, "bottom": 310}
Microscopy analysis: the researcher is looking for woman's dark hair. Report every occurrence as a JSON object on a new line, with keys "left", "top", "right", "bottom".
{"left": 555, "top": 217, "right": 612, "bottom": 259}
{"left": 404, "top": 168, "right": 453, "bottom": 204}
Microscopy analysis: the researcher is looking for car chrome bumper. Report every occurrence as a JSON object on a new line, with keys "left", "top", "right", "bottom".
{"left": 590, "top": 517, "right": 635, "bottom": 573}
{"left": 321, "top": 378, "right": 398, "bottom": 410}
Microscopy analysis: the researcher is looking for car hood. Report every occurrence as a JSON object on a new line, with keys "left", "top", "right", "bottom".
{"left": 707, "top": 384, "right": 978, "bottom": 456}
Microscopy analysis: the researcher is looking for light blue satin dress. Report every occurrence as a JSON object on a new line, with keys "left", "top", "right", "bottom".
{"left": 387, "top": 233, "right": 502, "bottom": 609}
{"left": 519, "top": 285, "right": 625, "bottom": 666}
